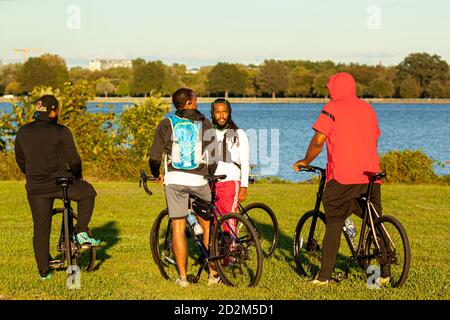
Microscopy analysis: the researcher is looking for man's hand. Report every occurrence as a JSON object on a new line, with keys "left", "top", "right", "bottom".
{"left": 238, "top": 187, "right": 248, "bottom": 203}
{"left": 155, "top": 173, "right": 164, "bottom": 184}
{"left": 293, "top": 159, "right": 309, "bottom": 172}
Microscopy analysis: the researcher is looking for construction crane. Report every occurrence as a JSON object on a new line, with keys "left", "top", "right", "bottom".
{"left": 14, "top": 48, "right": 42, "bottom": 63}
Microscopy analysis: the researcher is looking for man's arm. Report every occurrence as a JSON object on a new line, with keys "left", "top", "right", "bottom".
{"left": 14, "top": 134, "right": 26, "bottom": 174}
{"left": 293, "top": 131, "right": 326, "bottom": 171}
{"left": 62, "top": 127, "right": 82, "bottom": 178}
{"left": 237, "top": 130, "right": 250, "bottom": 202}
{"left": 148, "top": 121, "right": 167, "bottom": 179}
{"left": 203, "top": 119, "right": 219, "bottom": 175}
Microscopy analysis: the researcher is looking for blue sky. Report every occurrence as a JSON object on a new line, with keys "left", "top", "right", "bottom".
{"left": 0, "top": 0, "right": 449, "bottom": 68}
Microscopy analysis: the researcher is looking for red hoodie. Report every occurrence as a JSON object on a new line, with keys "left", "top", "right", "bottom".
{"left": 313, "top": 72, "right": 381, "bottom": 184}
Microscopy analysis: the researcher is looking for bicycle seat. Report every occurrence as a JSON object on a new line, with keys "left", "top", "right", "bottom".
{"left": 364, "top": 171, "right": 386, "bottom": 182}
{"left": 204, "top": 174, "right": 227, "bottom": 184}
{"left": 56, "top": 177, "right": 73, "bottom": 186}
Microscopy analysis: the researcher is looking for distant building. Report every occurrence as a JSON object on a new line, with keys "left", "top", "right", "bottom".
{"left": 187, "top": 67, "right": 199, "bottom": 74}
{"left": 88, "top": 59, "right": 132, "bottom": 71}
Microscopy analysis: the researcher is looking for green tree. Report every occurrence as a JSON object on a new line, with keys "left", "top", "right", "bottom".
{"left": 256, "top": 60, "right": 289, "bottom": 98}
{"left": 398, "top": 76, "right": 421, "bottom": 98}
{"left": 69, "top": 67, "right": 92, "bottom": 83}
{"left": 428, "top": 80, "right": 446, "bottom": 98}
{"left": 161, "top": 64, "right": 187, "bottom": 96}
{"left": 397, "top": 52, "right": 448, "bottom": 97}
{"left": 118, "top": 96, "right": 170, "bottom": 161}
{"left": 312, "top": 73, "right": 330, "bottom": 97}
{"left": 288, "top": 66, "right": 314, "bottom": 97}
{"left": 96, "top": 78, "right": 116, "bottom": 97}
{"left": 368, "top": 78, "right": 395, "bottom": 98}
{"left": 17, "top": 54, "right": 69, "bottom": 93}
{"left": 4, "top": 81, "right": 21, "bottom": 96}
{"left": 185, "top": 66, "right": 211, "bottom": 97}
{"left": 207, "top": 63, "right": 247, "bottom": 98}
{"left": 131, "top": 59, "right": 166, "bottom": 96}
{"left": 116, "top": 80, "right": 131, "bottom": 97}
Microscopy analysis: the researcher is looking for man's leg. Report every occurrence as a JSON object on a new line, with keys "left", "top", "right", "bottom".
{"left": 171, "top": 218, "right": 188, "bottom": 278}
{"left": 318, "top": 220, "right": 345, "bottom": 281}
{"left": 317, "top": 180, "right": 353, "bottom": 282}
{"left": 165, "top": 184, "right": 190, "bottom": 280}
{"left": 68, "top": 180, "right": 97, "bottom": 234}
{"left": 27, "top": 195, "right": 54, "bottom": 276}
{"left": 215, "top": 181, "right": 240, "bottom": 235}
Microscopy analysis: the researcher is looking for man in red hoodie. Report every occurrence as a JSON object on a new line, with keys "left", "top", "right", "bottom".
{"left": 293, "top": 72, "right": 386, "bottom": 285}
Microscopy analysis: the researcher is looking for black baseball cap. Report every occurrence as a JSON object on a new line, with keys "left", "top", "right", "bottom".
{"left": 34, "top": 95, "right": 59, "bottom": 119}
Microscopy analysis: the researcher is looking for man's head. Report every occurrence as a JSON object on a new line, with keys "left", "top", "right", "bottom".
{"left": 34, "top": 95, "right": 59, "bottom": 121}
{"left": 211, "top": 98, "right": 232, "bottom": 129}
{"left": 326, "top": 72, "right": 357, "bottom": 101}
{"left": 172, "top": 88, "right": 197, "bottom": 110}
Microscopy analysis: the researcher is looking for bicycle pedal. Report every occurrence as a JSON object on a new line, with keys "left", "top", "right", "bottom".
{"left": 50, "top": 260, "right": 64, "bottom": 269}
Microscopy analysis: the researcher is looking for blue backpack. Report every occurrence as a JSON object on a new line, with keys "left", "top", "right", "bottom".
{"left": 168, "top": 115, "right": 203, "bottom": 170}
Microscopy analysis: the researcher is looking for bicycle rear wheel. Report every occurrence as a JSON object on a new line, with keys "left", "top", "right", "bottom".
{"left": 293, "top": 210, "right": 326, "bottom": 278}
{"left": 240, "top": 202, "right": 279, "bottom": 259}
{"left": 211, "top": 213, "right": 263, "bottom": 287}
{"left": 150, "top": 209, "right": 178, "bottom": 280}
{"left": 72, "top": 211, "right": 96, "bottom": 272}
{"left": 364, "top": 215, "right": 411, "bottom": 288}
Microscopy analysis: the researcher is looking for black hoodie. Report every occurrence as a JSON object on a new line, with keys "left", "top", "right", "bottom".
{"left": 148, "top": 109, "right": 218, "bottom": 178}
{"left": 14, "top": 116, "right": 82, "bottom": 195}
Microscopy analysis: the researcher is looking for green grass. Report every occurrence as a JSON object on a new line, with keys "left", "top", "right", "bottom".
{"left": 0, "top": 181, "right": 449, "bottom": 300}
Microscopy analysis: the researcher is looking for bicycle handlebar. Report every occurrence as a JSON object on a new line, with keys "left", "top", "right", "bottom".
{"left": 296, "top": 165, "right": 326, "bottom": 175}
{"left": 139, "top": 170, "right": 158, "bottom": 196}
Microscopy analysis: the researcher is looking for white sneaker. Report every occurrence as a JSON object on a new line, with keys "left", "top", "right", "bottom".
{"left": 309, "top": 279, "right": 329, "bottom": 286}
{"left": 208, "top": 274, "right": 222, "bottom": 286}
{"left": 175, "top": 276, "right": 189, "bottom": 288}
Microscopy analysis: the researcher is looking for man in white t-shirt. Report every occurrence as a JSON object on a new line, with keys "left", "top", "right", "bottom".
{"left": 210, "top": 98, "right": 250, "bottom": 236}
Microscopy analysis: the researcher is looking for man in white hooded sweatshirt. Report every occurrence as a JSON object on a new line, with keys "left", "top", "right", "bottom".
{"left": 210, "top": 98, "right": 250, "bottom": 236}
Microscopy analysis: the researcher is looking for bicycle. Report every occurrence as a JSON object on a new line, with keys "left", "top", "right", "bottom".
{"left": 238, "top": 177, "right": 279, "bottom": 258}
{"left": 293, "top": 166, "right": 411, "bottom": 288}
{"left": 140, "top": 170, "right": 263, "bottom": 287}
{"left": 50, "top": 177, "right": 97, "bottom": 275}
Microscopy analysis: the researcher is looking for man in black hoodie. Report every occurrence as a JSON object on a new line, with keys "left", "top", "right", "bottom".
{"left": 15, "top": 95, "right": 101, "bottom": 280}
{"left": 149, "top": 88, "right": 219, "bottom": 287}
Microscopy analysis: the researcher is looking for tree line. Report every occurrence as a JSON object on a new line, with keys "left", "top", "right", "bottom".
{"left": 1, "top": 52, "right": 449, "bottom": 99}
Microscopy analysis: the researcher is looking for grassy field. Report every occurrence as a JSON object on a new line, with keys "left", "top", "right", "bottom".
{"left": 0, "top": 181, "right": 449, "bottom": 300}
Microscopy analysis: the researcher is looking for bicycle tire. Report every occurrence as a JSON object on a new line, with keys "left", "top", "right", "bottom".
{"left": 211, "top": 213, "right": 263, "bottom": 287}
{"left": 150, "top": 209, "right": 178, "bottom": 280}
{"left": 70, "top": 211, "right": 97, "bottom": 272}
{"left": 293, "top": 210, "right": 326, "bottom": 278}
{"left": 240, "top": 202, "right": 279, "bottom": 259}
{"left": 363, "top": 215, "right": 411, "bottom": 288}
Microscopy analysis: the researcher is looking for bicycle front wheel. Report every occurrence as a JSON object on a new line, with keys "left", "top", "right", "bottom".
{"left": 240, "top": 202, "right": 279, "bottom": 259}
{"left": 293, "top": 210, "right": 326, "bottom": 278}
{"left": 150, "top": 209, "right": 178, "bottom": 281}
{"left": 364, "top": 215, "right": 411, "bottom": 288}
{"left": 211, "top": 213, "right": 263, "bottom": 287}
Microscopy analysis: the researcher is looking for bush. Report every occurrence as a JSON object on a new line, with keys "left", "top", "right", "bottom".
{"left": 379, "top": 150, "right": 443, "bottom": 184}
{"left": 0, "top": 82, "right": 169, "bottom": 181}
{"left": 0, "top": 152, "right": 24, "bottom": 180}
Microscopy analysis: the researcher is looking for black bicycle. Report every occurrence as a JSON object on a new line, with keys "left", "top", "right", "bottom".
{"left": 50, "top": 177, "right": 96, "bottom": 274}
{"left": 293, "top": 166, "right": 411, "bottom": 288}
{"left": 140, "top": 171, "right": 263, "bottom": 287}
{"left": 238, "top": 199, "right": 279, "bottom": 259}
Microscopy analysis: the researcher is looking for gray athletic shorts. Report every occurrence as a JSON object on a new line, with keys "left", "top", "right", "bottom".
{"left": 164, "top": 184, "right": 211, "bottom": 219}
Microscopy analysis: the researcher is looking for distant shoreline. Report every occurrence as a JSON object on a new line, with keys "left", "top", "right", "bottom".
{"left": 2, "top": 97, "right": 450, "bottom": 104}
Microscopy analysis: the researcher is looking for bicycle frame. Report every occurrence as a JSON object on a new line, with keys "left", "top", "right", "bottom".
{"left": 141, "top": 170, "right": 242, "bottom": 280}
{"left": 299, "top": 166, "right": 392, "bottom": 276}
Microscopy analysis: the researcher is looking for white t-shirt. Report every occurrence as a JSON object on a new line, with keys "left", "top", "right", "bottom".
{"left": 213, "top": 128, "right": 250, "bottom": 187}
